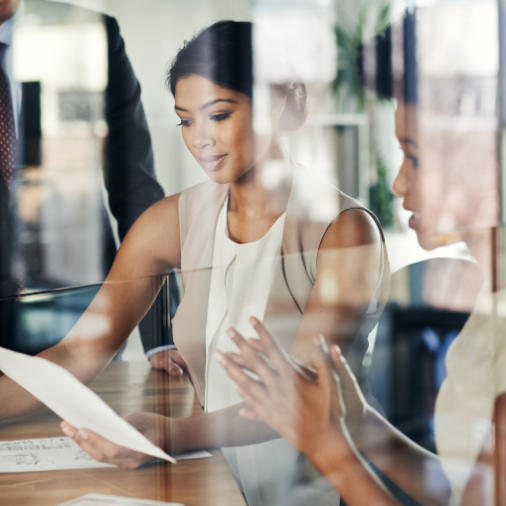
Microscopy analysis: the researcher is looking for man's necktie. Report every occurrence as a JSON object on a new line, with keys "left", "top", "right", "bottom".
{"left": 0, "top": 44, "right": 15, "bottom": 190}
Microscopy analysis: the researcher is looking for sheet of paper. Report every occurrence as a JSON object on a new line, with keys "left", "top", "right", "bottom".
{"left": 174, "top": 450, "right": 212, "bottom": 461}
{"left": 0, "top": 437, "right": 113, "bottom": 473}
{"left": 0, "top": 347, "right": 175, "bottom": 463}
{"left": 58, "top": 494, "right": 184, "bottom": 506}
{"left": 0, "top": 438, "right": 212, "bottom": 473}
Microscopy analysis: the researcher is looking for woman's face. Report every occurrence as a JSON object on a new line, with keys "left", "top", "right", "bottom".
{"left": 392, "top": 103, "right": 457, "bottom": 251}
{"left": 175, "top": 75, "right": 264, "bottom": 185}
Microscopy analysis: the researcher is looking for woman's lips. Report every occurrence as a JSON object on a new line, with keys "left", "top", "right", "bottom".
{"left": 408, "top": 211, "right": 421, "bottom": 230}
{"left": 200, "top": 154, "right": 228, "bottom": 172}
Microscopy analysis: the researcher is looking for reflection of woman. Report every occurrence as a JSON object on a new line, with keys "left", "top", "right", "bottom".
{"left": 0, "top": 21, "right": 388, "bottom": 505}
{"left": 218, "top": 102, "right": 505, "bottom": 506}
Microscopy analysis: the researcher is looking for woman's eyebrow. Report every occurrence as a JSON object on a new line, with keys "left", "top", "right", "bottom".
{"left": 200, "top": 98, "right": 238, "bottom": 110}
{"left": 175, "top": 98, "right": 237, "bottom": 113}
{"left": 399, "top": 137, "right": 418, "bottom": 148}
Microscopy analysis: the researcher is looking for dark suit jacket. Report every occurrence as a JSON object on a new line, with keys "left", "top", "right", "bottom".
{"left": 0, "top": 1, "right": 174, "bottom": 353}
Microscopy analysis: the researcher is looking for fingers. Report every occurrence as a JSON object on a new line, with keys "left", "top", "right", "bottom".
{"left": 61, "top": 422, "right": 147, "bottom": 469}
{"left": 291, "top": 357, "right": 318, "bottom": 382}
{"left": 167, "top": 359, "right": 184, "bottom": 377}
{"left": 170, "top": 351, "right": 188, "bottom": 371}
{"left": 61, "top": 422, "right": 108, "bottom": 464}
{"left": 150, "top": 351, "right": 184, "bottom": 377}
{"left": 214, "top": 349, "right": 267, "bottom": 407}
{"left": 225, "top": 352, "right": 247, "bottom": 368}
{"left": 227, "top": 328, "right": 279, "bottom": 386}
{"left": 330, "top": 344, "right": 359, "bottom": 388}
{"left": 238, "top": 407, "right": 263, "bottom": 421}
{"left": 61, "top": 421, "right": 77, "bottom": 437}
{"left": 249, "top": 317, "right": 293, "bottom": 375}
{"left": 311, "top": 335, "right": 333, "bottom": 389}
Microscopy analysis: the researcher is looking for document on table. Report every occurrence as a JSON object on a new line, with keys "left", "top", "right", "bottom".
{"left": 0, "top": 347, "right": 176, "bottom": 464}
{"left": 174, "top": 450, "right": 212, "bottom": 461}
{"left": 0, "top": 437, "right": 211, "bottom": 473}
{"left": 0, "top": 437, "right": 113, "bottom": 473}
{"left": 58, "top": 494, "right": 184, "bottom": 506}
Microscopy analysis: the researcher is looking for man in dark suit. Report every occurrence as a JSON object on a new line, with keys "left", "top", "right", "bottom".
{"left": 0, "top": 0, "right": 181, "bottom": 365}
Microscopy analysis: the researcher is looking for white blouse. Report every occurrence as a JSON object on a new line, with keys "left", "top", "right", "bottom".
{"left": 205, "top": 200, "right": 304, "bottom": 506}
{"left": 435, "top": 286, "right": 506, "bottom": 506}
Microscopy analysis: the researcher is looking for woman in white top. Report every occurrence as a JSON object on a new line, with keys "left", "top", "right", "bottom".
{"left": 0, "top": 21, "right": 388, "bottom": 506}
{"left": 217, "top": 100, "right": 506, "bottom": 506}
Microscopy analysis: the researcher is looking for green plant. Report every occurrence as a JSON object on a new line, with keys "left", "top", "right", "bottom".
{"left": 369, "top": 155, "right": 395, "bottom": 228}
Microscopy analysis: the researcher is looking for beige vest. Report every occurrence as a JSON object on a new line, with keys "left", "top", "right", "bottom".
{"left": 172, "top": 165, "right": 389, "bottom": 406}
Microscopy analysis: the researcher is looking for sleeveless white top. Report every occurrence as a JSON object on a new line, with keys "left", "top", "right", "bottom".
{"left": 205, "top": 200, "right": 304, "bottom": 506}
{"left": 205, "top": 199, "right": 286, "bottom": 411}
{"left": 435, "top": 286, "right": 506, "bottom": 506}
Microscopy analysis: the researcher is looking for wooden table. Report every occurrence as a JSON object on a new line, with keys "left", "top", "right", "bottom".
{"left": 0, "top": 361, "right": 246, "bottom": 506}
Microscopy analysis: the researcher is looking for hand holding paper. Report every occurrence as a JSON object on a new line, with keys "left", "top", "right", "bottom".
{"left": 0, "top": 347, "right": 176, "bottom": 464}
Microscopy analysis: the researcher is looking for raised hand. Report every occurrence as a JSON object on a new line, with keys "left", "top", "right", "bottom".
{"left": 214, "top": 317, "right": 347, "bottom": 457}
{"left": 326, "top": 341, "right": 369, "bottom": 449}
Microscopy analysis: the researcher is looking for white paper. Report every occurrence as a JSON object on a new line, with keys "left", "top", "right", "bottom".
{"left": 58, "top": 494, "right": 184, "bottom": 506}
{"left": 0, "top": 347, "right": 176, "bottom": 463}
{"left": 174, "top": 450, "right": 212, "bottom": 461}
{"left": 0, "top": 438, "right": 212, "bottom": 473}
{"left": 0, "top": 437, "right": 114, "bottom": 473}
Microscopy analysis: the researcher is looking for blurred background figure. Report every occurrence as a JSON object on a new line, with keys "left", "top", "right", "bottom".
{"left": 0, "top": 0, "right": 176, "bottom": 359}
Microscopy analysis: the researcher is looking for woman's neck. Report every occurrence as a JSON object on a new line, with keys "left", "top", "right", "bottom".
{"left": 462, "top": 228, "right": 494, "bottom": 291}
{"left": 228, "top": 160, "right": 292, "bottom": 221}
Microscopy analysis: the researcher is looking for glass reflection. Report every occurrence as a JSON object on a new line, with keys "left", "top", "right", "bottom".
{"left": 0, "top": 1, "right": 505, "bottom": 506}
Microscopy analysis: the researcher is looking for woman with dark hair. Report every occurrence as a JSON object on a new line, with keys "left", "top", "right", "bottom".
{"left": 0, "top": 21, "right": 388, "bottom": 505}
{"left": 216, "top": 101, "right": 506, "bottom": 506}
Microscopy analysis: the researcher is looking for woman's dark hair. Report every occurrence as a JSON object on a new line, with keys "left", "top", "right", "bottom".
{"left": 167, "top": 20, "right": 307, "bottom": 131}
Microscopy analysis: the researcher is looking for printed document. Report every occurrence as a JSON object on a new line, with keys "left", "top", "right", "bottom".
{"left": 0, "top": 436, "right": 211, "bottom": 473}
{"left": 0, "top": 347, "right": 175, "bottom": 463}
{"left": 58, "top": 494, "right": 184, "bottom": 506}
{"left": 0, "top": 437, "right": 113, "bottom": 472}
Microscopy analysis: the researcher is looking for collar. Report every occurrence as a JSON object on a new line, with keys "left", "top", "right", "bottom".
{"left": 0, "top": 16, "right": 14, "bottom": 48}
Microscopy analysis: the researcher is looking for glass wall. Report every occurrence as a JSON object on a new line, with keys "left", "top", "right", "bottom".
{"left": 0, "top": 0, "right": 504, "bottom": 505}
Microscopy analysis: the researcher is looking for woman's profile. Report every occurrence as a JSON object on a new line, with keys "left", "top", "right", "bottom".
{"left": 0, "top": 21, "right": 389, "bottom": 506}
{"left": 217, "top": 100, "right": 505, "bottom": 506}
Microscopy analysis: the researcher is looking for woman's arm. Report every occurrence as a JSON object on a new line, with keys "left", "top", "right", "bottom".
{"left": 290, "top": 208, "right": 383, "bottom": 360}
{"left": 217, "top": 324, "right": 400, "bottom": 506}
{"left": 218, "top": 320, "right": 452, "bottom": 506}
{"left": 0, "top": 194, "right": 182, "bottom": 421}
{"left": 56, "top": 206, "right": 387, "bottom": 464}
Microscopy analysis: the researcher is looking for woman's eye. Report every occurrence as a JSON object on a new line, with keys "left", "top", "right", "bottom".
{"left": 211, "top": 112, "right": 231, "bottom": 122}
{"left": 177, "top": 119, "right": 192, "bottom": 127}
{"left": 407, "top": 154, "right": 419, "bottom": 169}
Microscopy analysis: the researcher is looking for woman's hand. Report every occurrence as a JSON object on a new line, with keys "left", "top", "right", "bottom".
{"left": 60, "top": 412, "right": 168, "bottom": 469}
{"left": 326, "top": 340, "right": 370, "bottom": 449}
{"left": 214, "top": 318, "right": 346, "bottom": 457}
{"left": 149, "top": 349, "right": 188, "bottom": 377}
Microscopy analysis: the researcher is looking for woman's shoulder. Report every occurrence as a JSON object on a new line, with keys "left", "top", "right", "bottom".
{"left": 179, "top": 179, "right": 221, "bottom": 204}
{"left": 178, "top": 180, "right": 228, "bottom": 236}
{"left": 291, "top": 163, "right": 368, "bottom": 221}
{"left": 290, "top": 163, "right": 382, "bottom": 241}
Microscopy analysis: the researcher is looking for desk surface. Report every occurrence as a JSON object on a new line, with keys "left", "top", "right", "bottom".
{"left": 0, "top": 361, "right": 246, "bottom": 506}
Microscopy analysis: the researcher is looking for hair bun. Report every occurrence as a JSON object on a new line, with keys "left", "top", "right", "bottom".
{"left": 279, "top": 81, "right": 307, "bottom": 131}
